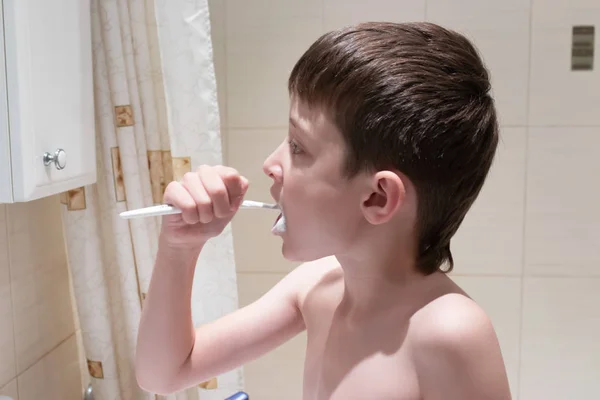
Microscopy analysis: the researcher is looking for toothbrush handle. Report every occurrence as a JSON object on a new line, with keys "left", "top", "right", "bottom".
{"left": 120, "top": 204, "right": 181, "bottom": 219}
{"left": 119, "top": 200, "right": 278, "bottom": 219}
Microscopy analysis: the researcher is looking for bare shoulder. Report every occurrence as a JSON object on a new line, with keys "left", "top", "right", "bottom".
{"left": 293, "top": 256, "right": 342, "bottom": 294}
{"left": 411, "top": 291, "right": 496, "bottom": 349}
{"left": 280, "top": 256, "right": 342, "bottom": 309}
{"left": 257, "top": 256, "right": 341, "bottom": 313}
{"left": 409, "top": 289, "right": 512, "bottom": 399}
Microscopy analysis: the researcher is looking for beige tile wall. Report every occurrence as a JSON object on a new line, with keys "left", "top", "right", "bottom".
{"left": 210, "top": 1, "right": 600, "bottom": 399}
{"left": 0, "top": 196, "right": 84, "bottom": 400}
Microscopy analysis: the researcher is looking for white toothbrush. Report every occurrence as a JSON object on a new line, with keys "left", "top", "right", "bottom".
{"left": 119, "top": 200, "right": 279, "bottom": 219}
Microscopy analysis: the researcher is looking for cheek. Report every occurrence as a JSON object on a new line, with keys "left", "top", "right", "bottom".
{"left": 284, "top": 174, "right": 341, "bottom": 217}
{"left": 283, "top": 177, "right": 363, "bottom": 250}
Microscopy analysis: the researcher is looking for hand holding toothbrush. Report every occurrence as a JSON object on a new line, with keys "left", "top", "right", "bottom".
{"left": 159, "top": 165, "right": 250, "bottom": 249}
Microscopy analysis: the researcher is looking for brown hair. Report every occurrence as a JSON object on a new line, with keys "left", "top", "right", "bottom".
{"left": 288, "top": 22, "right": 499, "bottom": 275}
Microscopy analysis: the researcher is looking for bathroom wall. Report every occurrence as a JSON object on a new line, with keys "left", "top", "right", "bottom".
{"left": 210, "top": 0, "right": 600, "bottom": 399}
{"left": 0, "top": 196, "right": 86, "bottom": 400}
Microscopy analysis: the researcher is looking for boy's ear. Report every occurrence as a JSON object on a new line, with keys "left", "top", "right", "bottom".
{"left": 360, "top": 170, "right": 406, "bottom": 225}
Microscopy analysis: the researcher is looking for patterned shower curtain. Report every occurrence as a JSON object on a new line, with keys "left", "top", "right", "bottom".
{"left": 60, "top": 0, "right": 244, "bottom": 399}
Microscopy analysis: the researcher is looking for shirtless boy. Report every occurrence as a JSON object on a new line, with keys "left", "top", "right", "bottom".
{"left": 136, "top": 22, "right": 512, "bottom": 399}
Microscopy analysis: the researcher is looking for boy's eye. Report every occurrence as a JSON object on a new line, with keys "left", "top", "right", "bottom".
{"left": 288, "top": 139, "right": 302, "bottom": 155}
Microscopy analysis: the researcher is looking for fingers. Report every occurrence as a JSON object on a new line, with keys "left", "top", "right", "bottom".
{"left": 214, "top": 165, "right": 249, "bottom": 211}
{"left": 182, "top": 171, "right": 214, "bottom": 223}
{"left": 163, "top": 181, "right": 200, "bottom": 225}
{"left": 197, "top": 166, "right": 231, "bottom": 219}
{"left": 163, "top": 165, "right": 249, "bottom": 225}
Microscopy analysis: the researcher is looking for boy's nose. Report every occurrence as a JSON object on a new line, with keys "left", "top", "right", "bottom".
{"left": 262, "top": 145, "right": 284, "bottom": 182}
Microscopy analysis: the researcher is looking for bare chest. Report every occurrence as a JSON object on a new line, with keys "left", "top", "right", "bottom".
{"left": 303, "top": 344, "right": 421, "bottom": 399}
{"left": 301, "top": 307, "right": 421, "bottom": 400}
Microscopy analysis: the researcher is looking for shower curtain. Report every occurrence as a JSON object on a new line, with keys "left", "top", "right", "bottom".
{"left": 60, "top": 0, "right": 244, "bottom": 398}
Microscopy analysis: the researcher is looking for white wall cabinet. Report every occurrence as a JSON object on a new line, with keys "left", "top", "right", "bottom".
{"left": 0, "top": 0, "right": 96, "bottom": 203}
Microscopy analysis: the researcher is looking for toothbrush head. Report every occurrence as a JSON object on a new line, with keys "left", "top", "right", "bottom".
{"left": 272, "top": 213, "right": 286, "bottom": 234}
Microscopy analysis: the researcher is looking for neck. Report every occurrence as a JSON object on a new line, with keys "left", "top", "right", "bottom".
{"left": 334, "top": 225, "right": 426, "bottom": 315}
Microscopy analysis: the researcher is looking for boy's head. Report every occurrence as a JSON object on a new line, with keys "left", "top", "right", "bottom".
{"left": 264, "top": 22, "right": 498, "bottom": 275}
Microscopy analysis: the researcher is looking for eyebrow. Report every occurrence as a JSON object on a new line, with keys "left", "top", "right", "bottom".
{"left": 289, "top": 117, "right": 307, "bottom": 138}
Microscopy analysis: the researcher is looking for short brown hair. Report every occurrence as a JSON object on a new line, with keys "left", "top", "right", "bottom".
{"left": 288, "top": 22, "right": 499, "bottom": 275}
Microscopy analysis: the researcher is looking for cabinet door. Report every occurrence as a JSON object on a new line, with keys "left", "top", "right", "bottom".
{"left": 2, "top": 0, "right": 96, "bottom": 203}
{"left": 0, "top": 0, "right": 12, "bottom": 203}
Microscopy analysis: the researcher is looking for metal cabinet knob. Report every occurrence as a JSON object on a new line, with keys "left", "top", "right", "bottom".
{"left": 43, "top": 148, "right": 67, "bottom": 170}
{"left": 83, "top": 383, "right": 94, "bottom": 400}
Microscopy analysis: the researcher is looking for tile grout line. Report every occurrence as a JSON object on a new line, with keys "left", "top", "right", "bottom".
{"left": 238, "top": 271, "right": 600, "bottom": 278}
{"left": 524, "top": 274, "right": 600, "bottom": 279}
{"left": 4, "top": 205, "right": 19, "bottom": 397}
{"left": 450, "top": 273, "right": 522, "bottom": 278}
{"left": 15, "top": 330, "right": 78, "bottom": 380}
{"left": 516, "top": 0, "right": 536, "bottom": 397}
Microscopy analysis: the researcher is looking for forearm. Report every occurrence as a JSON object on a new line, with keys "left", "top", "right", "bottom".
{"left": 135, "top": 235, "right": 204, "bottom": 393}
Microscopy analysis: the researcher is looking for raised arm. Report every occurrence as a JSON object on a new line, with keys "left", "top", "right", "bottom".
{"left": 135, "top": 166, "right": 304, "bottom": 394}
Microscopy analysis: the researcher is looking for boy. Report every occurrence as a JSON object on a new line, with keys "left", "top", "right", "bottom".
{"left": 136, "top": 22, "right": 511, "bottom": 399}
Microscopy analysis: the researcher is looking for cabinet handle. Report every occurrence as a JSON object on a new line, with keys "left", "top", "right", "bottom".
{"left": 43, "top": 148, "right": 67, "bottom": 170}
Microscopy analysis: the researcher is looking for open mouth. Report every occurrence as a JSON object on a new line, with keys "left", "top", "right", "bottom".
{"left": 272, "top": 212, "right": 286, "bottom": 234}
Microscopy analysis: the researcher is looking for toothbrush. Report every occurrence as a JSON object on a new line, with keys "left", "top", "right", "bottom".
{"left": 119, "top": 200, "right": 279, "bottom": 219}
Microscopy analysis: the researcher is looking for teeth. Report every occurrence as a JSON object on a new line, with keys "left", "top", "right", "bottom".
{"left": 272, "top": 213, "right": 286, "bottom": 233}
